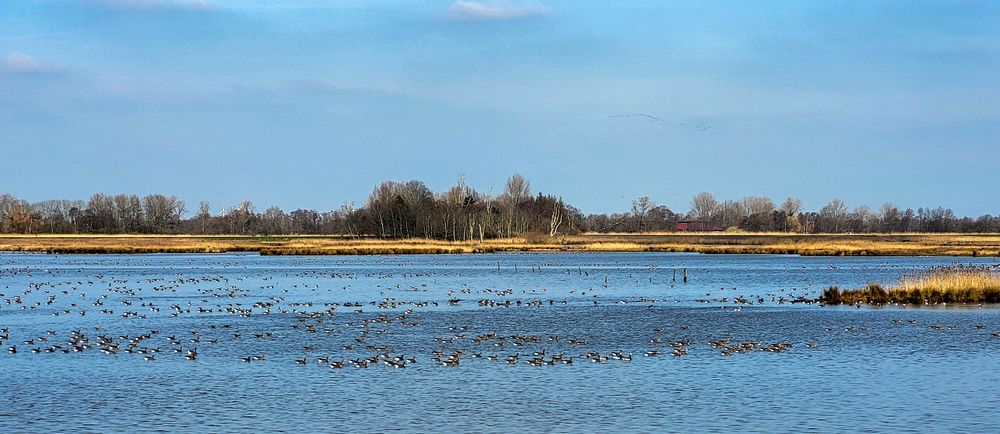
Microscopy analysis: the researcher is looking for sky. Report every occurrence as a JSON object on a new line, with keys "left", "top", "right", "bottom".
{"left": 2, "top": 0, "right": 999, "bottom": 216}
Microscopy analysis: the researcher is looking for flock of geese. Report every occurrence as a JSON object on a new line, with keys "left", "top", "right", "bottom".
{"left": 0, "top": 324, "right": 803, "bottom": 367}
{"left": 1, "top": 257, "right": 998, "bottom": 370}
{"left": 3, "top": 313, "right": 997, "bottom": 370}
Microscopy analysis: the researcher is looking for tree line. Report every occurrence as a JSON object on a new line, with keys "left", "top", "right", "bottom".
{"left": 1, "top": 176, "right": 998, "bottom": 236}
{"left": 0, "top": 175, "right": 584, "bottom": 238}
{"left": 610, "top": 192, "right": 1000, "bottom": 234}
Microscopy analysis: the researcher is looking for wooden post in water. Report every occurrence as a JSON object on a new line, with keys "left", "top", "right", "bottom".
{"left": 683, "top": 268, "right": 688, "bottom": 283}
{"left": 672, "top": 269, "right": 676, "bottom": 282}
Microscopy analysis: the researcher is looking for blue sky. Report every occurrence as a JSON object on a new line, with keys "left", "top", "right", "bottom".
{"left": 2, "top": 0, "right": 998, "bottom": 216}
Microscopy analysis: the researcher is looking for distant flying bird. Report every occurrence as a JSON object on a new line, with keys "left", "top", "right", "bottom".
{"left": 609, "top": 113, "right": 667, "bottom": 122}
{"left": 609, "top": 113, "right": 712, "bottom": 131}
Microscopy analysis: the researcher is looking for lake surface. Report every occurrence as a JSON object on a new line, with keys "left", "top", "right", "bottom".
{"left": 1, "top": 252, "right": 999, "bottom": 433}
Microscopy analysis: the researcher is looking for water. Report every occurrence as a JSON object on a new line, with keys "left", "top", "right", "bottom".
{"left": 1, "top": 252, "right": 999, "bottom": 433}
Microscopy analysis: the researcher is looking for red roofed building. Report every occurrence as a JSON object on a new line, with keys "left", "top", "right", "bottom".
{"left": 674, "top": 221, "right": 724, "bottom": 231}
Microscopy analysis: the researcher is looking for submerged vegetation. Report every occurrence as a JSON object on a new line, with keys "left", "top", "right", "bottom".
{"left": 821, "top": 266, "right": 1000, "bottom": 305}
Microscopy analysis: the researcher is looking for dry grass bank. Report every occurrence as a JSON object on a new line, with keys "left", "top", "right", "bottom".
{"left": 820, "top": 267, "right": 1000, "bottom": 305}
{"left": 0, "top": 233, "right": 999, "bottom": 256}
{"left": 564, "top": 233, "right": 1000, "bottom": 256}
{"left": 820, "top": 266, "right": 1000, "bottom": 305}
{"left": 0, "top": 235, "right": 549, "bottom": 255}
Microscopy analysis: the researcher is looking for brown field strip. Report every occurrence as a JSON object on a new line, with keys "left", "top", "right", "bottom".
{"left": 1, "top": 233, "right": 999, "bottom": 256}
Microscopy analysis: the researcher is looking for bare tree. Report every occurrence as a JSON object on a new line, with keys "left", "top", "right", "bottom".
{"left": 2, "top": 200, "right": 41, "bottom": 233}
{"left": 819, "top": 198, "right": 848, "bottom": 232}
{"left": 143, "top": 194, "right": 186, "bottom": 233}
{"left": 632, "top": 196, "right": 653, "bottom": 232}
{"left": 504, "top": 174, "right": 531, "bottom": 204}
{"left": 853, "top": 205, "right": 878, "bottom": 233}
{"left": 0, "top": 194, "right": 17, "bottom": 224}
{"left": 225, "top": 200, "right": 257, "bottom": 234}
{"left": 86, "top": 193, "right": 116, "bottom": 232}
{"left": 113, "top": 194, "right": 143, "bottom": 232}
{"left": 741, "top": 196, "right": 775, "bottom": 216}
{"left": 716, "top": 200, "right": 745, "bottom": 228}
{"left": 367, "top": 181, "right": 400, "bottom": 238}
{"left": 195, "top": 201, "right": 213, "bottom": 234}
{"left": 780, "top": 197, "right": 802, "bottom": 216}
{"left": 32, "top": 199, "right": 81, "bottom": 233}
{"left": 549, "top": 198, "right": 564, "bottom": 237}
{"left": 689, "top": 192, "right": 719, "bottom": 222}
{"left": 879, "top": 203, "right": 901, "bottom": 233}
{"left": 399, "top": 180, "right": 435, "bottom": 238}
{"left": 262, "top": 206, "right": 290, "bottom": 235}
{"left": 442, "top": 177, "right": 471, "bottom": 240}
{"left": 500, "top": 174, "right": 531, "bottom": 238}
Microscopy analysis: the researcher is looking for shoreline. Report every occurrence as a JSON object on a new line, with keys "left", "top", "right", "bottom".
{"left": 1, "top": 233, "right": 1000, "bottom": 256}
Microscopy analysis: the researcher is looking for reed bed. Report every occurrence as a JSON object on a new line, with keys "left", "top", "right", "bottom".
{"left": 821, "top": 266, "right": 1000, "bottom": 305}
{"left": 565, "top": 233, "right": 1000, "bottom": 257}
{"left": 1, "top": 233, "right": 999, "bottom": 256}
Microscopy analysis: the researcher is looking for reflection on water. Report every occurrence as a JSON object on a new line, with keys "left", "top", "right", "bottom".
{"left": 1, "top": 253, "right": 999, "bottom": 433}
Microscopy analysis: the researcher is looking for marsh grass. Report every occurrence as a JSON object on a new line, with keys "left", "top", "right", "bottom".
{"left": 821, "top": 266, "right": 1000, "bottom": 305}
{"left": 568, "top": 233, "right": 1000, "bottom": 256}
{"left": 891, "top": 267, "right": 1000, "bottom": 304}
{"left": 1, "top": 233, "right": 999, "bottom": 256}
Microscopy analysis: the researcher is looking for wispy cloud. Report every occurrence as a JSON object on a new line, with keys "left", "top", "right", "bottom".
{"left": 2, "top": 52, "right": 64, "bottom": 74}
{"left": 446, "top": 1, "right": 549, "bottom": 21}
{"left": 81, "top": 0, "right": 217, "bottom": 12}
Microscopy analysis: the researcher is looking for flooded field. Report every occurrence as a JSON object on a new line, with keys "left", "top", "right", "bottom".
{"left": 2, "top": 253, "right": 999, "bottom": 433}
